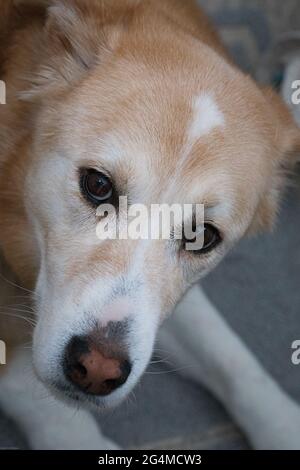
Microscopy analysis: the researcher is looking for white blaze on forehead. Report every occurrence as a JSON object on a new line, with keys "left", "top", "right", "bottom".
{"left": 167, "top": 93, "right": 225, "bottom": 191}
{"left": 188, "top": 93, "right": 225, "bottom": 142}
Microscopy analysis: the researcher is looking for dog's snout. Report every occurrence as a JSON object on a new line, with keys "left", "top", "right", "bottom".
{"left": 64, "top": 335, "right": 131, "bottom": 396}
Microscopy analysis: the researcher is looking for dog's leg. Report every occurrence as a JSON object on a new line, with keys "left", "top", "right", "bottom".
{"left": 158, "top": 285, "right": 300, "bottom": 449}
{"left": 0, "top": 350, "right": 119, "bottom": 450}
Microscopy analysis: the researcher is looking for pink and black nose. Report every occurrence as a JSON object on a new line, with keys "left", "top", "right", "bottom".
{"left": 64, "top": 326, "right": 132, "bottom": 396}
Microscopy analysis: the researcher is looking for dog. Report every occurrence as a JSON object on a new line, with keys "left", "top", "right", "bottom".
{"left": 0, "top": 0, "right": 300, "bottom": 450}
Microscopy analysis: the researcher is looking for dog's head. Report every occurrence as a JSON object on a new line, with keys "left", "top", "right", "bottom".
{"left": 2, "top": 0, "right": 300, "bottom": 409}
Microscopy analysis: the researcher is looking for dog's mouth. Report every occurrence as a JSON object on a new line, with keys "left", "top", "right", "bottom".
{"left": 50, "top": 381, "right": 116, "bottom": 411}
{"left": 35, "top": 359, "right": 141, "bottom": 411}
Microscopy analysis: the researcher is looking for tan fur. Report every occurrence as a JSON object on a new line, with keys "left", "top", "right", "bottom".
{"left": 0, "top": 0, "right": 299, "bottom": 370}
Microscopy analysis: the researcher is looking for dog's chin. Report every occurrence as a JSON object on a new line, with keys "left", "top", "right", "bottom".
{"left": 33, "top": 359, "right": 144, "bottom": 413}
{"left": 43, "top": 380, "right": 132, "bottom": 413}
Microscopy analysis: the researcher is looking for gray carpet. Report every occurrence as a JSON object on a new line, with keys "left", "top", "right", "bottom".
{"left": 1, "top": 0, "right": 300, "bottom": 450}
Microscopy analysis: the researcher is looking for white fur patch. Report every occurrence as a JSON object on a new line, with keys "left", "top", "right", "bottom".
{"left": 171, "top": 93, "right": 225, "bottom": 181}
{"left": 188, "top": 94, "right": 225, "bottom": 142}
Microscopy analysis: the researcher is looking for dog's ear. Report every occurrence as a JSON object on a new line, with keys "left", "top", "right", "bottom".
{"left": 46, "top": 0, "right": 124, "bottom": 69}
{"left": 266, "top": 86, "right": 300, "bottom": 158}
{"left": 249, "top": 87, "right": 300, "bottom": 234}
{"left": 22, "top": 0, "right": 136, "bottom": 99}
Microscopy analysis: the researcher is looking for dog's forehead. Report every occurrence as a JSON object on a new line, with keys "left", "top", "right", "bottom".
{"left": 105, "top": 96, "right": 235, "bottom": 222}
{"left": 82, "top": 89, "right": 228, "bottom": 196}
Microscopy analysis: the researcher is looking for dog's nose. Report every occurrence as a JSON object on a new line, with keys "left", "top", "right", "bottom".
{"left": 64, "top": 336, "right": 131, "bottom": 396}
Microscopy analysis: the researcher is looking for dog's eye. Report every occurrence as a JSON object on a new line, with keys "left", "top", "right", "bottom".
{"left": 183, "top": 224, "right": 221, "bottom": 254}
{"left": 80, "top": 169, "right": 114, "bottom": 205}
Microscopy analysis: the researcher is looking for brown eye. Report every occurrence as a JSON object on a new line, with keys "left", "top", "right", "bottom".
{"left": 183, "top": 224, "right": 221, "bottom": 254}
{"left": 202, "top": 224, "right": 221, "bottom": 252}
{"left": 80, "top": 169, "right": 114, "bottom": 205}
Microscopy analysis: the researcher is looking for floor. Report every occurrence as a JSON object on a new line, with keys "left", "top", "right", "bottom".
{"left": 1, "top": 0, "right": 300, "bottom": 450}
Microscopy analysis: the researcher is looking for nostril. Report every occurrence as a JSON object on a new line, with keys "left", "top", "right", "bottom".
{"left": 63, "top": 336, "right": 90, "bottom": 387}
{"left": 121, "top": 360, "right": 132, "bottom": 384}
{"left": 101, "top": 361, "right": 132, "bottom": 394}
{"left": 73, "top": 361, "right": 87, "bottom": 378}
{"left": 94, "top": 360, "right": 132, "bottom": 395}
{"left": 103, "top": 378, "right": 121, "bottom": 395}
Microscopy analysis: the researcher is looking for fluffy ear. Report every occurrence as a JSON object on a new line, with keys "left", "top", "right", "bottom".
{"left": 249, "top": 87, "right": 300, "bottom": 234}
{"left": 22, "top": 0, "right": 136, "bottom": 99}
{"left": 46, "top": 0, "right": 122, "bottom": 68}
{"left": 266, "top": 86, "right": 300, "bottom": 160}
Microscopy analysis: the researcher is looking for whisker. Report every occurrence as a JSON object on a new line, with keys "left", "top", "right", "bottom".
{"left": 152, "top": 347, "right": 174, "bottom": 355}
{"left": 0, "top": 307, "right": 36, "bottom": 319}
{"left": 0, "top": 272, "right": 37, "bottom": 297}
{"left": 7, "top": 302, "right": 35, "bottom": 310}
{"left": 145, "top": 365, "right": 195, "bottom": 375}
{"left": 149, "top": 356, "right": 173, "bottom": 365}
{"left": 3, "top": 304, "right": 35, "bottom": 313}
{"left": 0, "top": 311, "right": 37, "bottom": 327}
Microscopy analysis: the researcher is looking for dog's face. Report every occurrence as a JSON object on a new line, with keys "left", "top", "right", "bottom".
{"left": 3, "top": 0, "right": 300, "bottom": 409}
